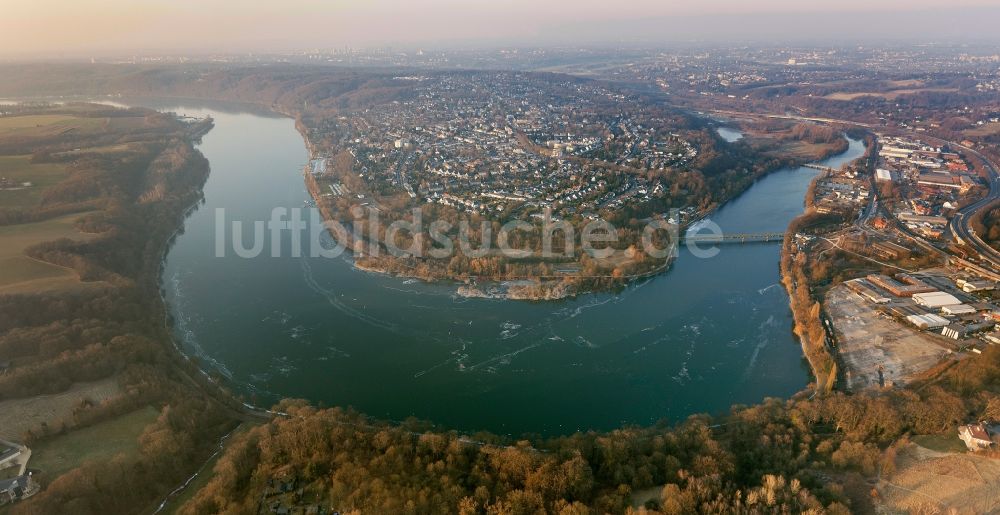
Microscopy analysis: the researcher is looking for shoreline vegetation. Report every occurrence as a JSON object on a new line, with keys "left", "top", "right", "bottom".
{"left": 778, "top": 133, "right": 873, "bottom": 392}
{"left": 781, "top": 206, "right": 841, "bottom": 393}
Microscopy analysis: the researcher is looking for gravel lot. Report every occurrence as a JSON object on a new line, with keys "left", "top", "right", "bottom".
{"left": 826, "top": 285, "right": 955, "bottom": 389}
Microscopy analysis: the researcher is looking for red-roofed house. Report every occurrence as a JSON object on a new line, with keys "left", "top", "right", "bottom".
{"left": 959, "top": 423, "right": 993, "bottom": 451}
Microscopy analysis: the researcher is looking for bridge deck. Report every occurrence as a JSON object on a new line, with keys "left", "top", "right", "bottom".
{"left": 681, "top": 232, "right": 785, "bottom": 244}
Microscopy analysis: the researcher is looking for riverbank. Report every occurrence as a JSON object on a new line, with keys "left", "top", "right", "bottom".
{"left": 778, "top": 139, "right": 869, "bottom": 392}
{"left": 780, "top": 211, "right": 839, "bottom": 392}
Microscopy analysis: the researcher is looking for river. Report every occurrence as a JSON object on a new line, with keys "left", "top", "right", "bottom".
{"left": 139, "top": 99, "right": 865, "bottom": 437}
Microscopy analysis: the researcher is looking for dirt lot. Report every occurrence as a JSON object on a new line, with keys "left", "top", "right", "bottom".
{"left": 878, "top": 443, "right": 1000, "bottom": 514}
{"left": 0, "top": 377, "right": 120, "bottom": 440}
{"left": 826, "top": 285, "right": 953, "bottom": 390}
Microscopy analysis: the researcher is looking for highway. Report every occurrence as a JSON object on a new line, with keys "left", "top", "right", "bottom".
{"left": 946, "top": 141, "right": 1000, "bottom": 269}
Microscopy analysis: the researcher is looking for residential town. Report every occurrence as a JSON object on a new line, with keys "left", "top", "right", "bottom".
{"left": 303, "top": 72, "right": 698, "bottom": 221}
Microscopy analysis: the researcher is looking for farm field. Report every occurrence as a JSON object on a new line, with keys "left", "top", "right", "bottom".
{"left": 878, "top": 442, "right": 1000, "bottom": 513}
{"left": 27, "top": 406, "right": 159, "bottom": 483}
{"left": 0, "top": 155, "right": 70, "bottom": 208}
{"left": 0, "top": 114, "right": 105, "bottom": 138}
{"left": 0, "top": 378, "right": 121, "bottom": 441}
{"left": 965, "top": 122, "right": 1000, "bottom": 137}
{"left": 0, "top": 211, "right": 101, "bottom": 293}
{"left": 823, "top": 88, "right": 958, "bottom": 101}
{"left": 52, "top": 142, "right": 141, "bottom": 158}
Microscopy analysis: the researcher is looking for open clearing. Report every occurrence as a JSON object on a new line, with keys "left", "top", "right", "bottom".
{"left": 823, "top": 88, "right": 959, "bottom": 101}
{"left": 965, "top": 122, "right": 1000, "bottom": 138}
{"left": 28, "top": 406, "right": 158, "bottom": 482}
{"left": 0, "top": 155, "right": 70, "bottom": 208}
{"left": 766, "top": 140, "right": 843, "bottom": 161}
{"left": 0, "top": 211, "right": 101, "bottom": 293}
{"left": 0, "top": 377, "right": 121, "bottom": 440}
{"left": 911, "top": 434, "right": 970, "bottom": 454}
{"left": 52, "top": 142, "right": 142, "bottom": 158}
{"left": 878, "top": 442, "right": 1000, "bottom": 514}
{"left": 0, "top": 114, "right": 105, "bottom": 139}
{"left": 826, "top": 285, "right": 953, "bottom": 390}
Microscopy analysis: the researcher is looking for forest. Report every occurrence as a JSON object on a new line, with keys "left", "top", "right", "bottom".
{"left": 169, "top": 343, "right": 1000, "bottom": 514}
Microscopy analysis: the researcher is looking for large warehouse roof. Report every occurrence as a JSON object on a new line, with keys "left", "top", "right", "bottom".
{"left": 906, "top": 313, "right": 950, "bottom": 329}
{"left": 912, "top": 291, "right": 961, "bottom": 308}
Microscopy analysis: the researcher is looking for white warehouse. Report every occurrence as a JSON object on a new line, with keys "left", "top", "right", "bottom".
{"left": 913, "top": 291, "right": 961, "bottom": 308}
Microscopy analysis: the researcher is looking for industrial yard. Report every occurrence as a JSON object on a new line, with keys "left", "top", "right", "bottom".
{"left": 826, "top": 285, "right": 955, "bottom": 389}
{"left": 827, "top": 267, "right": 1000, "bottom": 389}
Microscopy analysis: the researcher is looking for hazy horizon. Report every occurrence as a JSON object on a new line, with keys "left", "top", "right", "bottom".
{"left": 3, "top": 0, "right": 1000, "bottom": 59}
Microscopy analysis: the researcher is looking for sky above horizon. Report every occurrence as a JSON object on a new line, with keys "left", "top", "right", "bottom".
{"left": 3, "top": 0, "right": 1000, "bottom": 58}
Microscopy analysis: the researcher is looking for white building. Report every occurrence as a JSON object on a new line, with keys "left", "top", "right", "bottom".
{"left": 913, "top": 291, "right": 961, "bottom": 308}
{"left": 906, "top": 313, "right": 950, "bottom": 329}
{"left": 0, "top": 444, "right": 21, "bottom": 471}
{"left": 959, "top": 423, "right": 993, "bottom": 451}
{"left": 942, "top": 304, "right": 977, "bottom": 316}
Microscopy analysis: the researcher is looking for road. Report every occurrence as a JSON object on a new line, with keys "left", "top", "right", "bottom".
{"left": 947, "top": 141, "right": 1000, "bottom": 269}
{"left": 709, "top": 108, "right": 1000, "bottom": 271}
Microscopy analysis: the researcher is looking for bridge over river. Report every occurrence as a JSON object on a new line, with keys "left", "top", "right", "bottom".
{"left": 680, "top": 231, "right": 786, "bottom": 244}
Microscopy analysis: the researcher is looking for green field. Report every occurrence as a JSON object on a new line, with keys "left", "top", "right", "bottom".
{"left": 912, "top": 434, "right": 969, "bottom": 453}
{"left": 28, "top": 406, "right": 159, "bottom": 482}
{"left": 0, "top": 211, "right": 100, "bottom": 292}
{"left": 0, "top": 155, "right": 71, "bottom": 208}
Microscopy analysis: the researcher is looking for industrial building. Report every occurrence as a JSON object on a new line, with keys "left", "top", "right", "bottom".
{"left": 942, "top": 304, "right": 978, "bottom": 316}
{"left": 845, "top": 278, "right": 891, "bottom": 304}
{"left": 943, "top": 324, "right": 971, "bottom": 340}
{"left": 906, "top": 313, "right": 950, "bottom": 329}
{"left": 867, "top": 274, "right": 936, "bottom": 297}
{"left": 875, "top": 168, "right": 895, "bottom": 183}
{"left": 913, "top": 291, "right": 962, "bottom": 308}
{"left": 870, "top": 241, "right": 911, "bottom": 260}
{"left": 957, "top": 278, "right": 996, "bottom": 293}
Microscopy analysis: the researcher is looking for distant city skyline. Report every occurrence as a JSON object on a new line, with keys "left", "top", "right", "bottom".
{"left": 3, "top": 0, "right": 1000, "bottom": 58}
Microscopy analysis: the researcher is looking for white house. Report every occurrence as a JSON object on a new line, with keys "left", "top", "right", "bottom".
{"left": 959, "top": 423, "right": 993, "bottom": 451}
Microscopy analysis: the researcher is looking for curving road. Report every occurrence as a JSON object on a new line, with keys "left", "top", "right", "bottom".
{"left": 709, "top": 108, "right": 1000, "bottom": 272}
{"left": 946, "top": 141, "right": 1000, "bottom": 269}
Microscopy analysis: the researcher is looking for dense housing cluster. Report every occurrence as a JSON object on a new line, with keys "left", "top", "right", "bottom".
{"left": 306, "top": 72, "right": 697, "bottom": 220}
